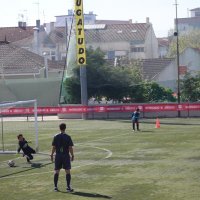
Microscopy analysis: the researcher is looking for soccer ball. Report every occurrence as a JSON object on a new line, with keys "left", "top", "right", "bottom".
{"left": 8, "top": 160, "right": 15, "bottom": 167}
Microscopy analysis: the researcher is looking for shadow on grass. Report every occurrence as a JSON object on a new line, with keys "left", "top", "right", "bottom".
{"left": 71, "top": 191, "right": 112, "bottom": 199}
{"left": 139, "top": 130, "right": 154, "bottom": 133}
{"left": 112, "top": 119, "right": 200, "bottom": 126}
{"left": 31, "top": 162, "right": 43, "bottom": 168}
{"left": 141, "top": 120, "right": 200, "bottom": 126}
{"left": 187, "top": 156, "right": 200, "bottom": 161}
{"left": 0, "top": 162, "right": 52, "bottom": 179}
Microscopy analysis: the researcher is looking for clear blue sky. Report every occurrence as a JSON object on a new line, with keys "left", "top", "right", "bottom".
{"left": 0, "top": 0, "right": 199, "bottom": 37}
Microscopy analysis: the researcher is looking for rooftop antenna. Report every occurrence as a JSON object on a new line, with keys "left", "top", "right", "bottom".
{"left": 187, "top": 8, "right": 190, "bottom": 18}
{"left": 18, "top": 13, "right": 24, "bottom": 22}
{"left": 24, "top": 10, "right": 28, "bottom": 24}
{"left": 17, "top": 10, "right": 28, "bottom": 27}
{"left": 33, "top": 0, "right": 40, "bottom": 20}
{"left": 43, "top": 10, "right": 46, "bottom": 24}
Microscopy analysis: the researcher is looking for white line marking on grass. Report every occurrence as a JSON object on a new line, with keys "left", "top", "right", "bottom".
{"left": 39, "top": 131, "right": 130, "bottom": 143}
{"left": 84, "top": 132, "right": 130, "bottom": 143}
{"left": 75, "top": 145, "right": 113, "bottom": 161}
{"left": 0, "top": 145, "right": 113, "bottom": 180}
{"left": 0, "top": 131, "right": 130, "bottom": 180}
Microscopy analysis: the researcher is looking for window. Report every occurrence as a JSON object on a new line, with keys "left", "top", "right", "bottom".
{"left": 107, "top": 51, "right": 115, "bottom": 59}
{"left": 51, "top": 51, "right": 55, "bottom": 55}
{"left": 131, "top": 47, "right": 144, "bottom": 52}
{"left": 195, "top": 11, "right": 200, "bottom": 17}
{"left": 50, "top": 51, "right": 56, "bottom": 61}
{"left": 61, "top": 56, "right": 66, "bottom": 61}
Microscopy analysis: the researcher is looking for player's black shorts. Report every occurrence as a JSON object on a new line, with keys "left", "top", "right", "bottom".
{"left": 55, "top": 154, "right": 71, "bottom": 170}
{"left": 23, "top": 146, "right": 36, "bottom": 156}
{"left": 132, "top": 118, "right": 139, "bottom": 123}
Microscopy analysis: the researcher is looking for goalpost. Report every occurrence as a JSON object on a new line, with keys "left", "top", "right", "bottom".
{"left": 0, "top": 99, "right": 39, "bottom": 153}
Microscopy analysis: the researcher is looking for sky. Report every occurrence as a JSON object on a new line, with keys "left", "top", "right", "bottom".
{"left": 0, "top": 0, "right": 199, "bottom": 37}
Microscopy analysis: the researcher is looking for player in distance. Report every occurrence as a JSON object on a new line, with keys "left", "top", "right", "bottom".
{"left": 131, "top": 108, "right": 140, "bottom": 131}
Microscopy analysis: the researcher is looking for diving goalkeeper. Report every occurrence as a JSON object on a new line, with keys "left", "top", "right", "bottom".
{"left": 17, "top": 134, "right": 36, "bottom": 163}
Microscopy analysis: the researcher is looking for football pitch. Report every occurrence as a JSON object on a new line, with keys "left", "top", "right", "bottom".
{"left": 0, "top": 118, "right": 200, "bottom": 200}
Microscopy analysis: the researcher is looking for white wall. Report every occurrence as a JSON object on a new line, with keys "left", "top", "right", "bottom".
{"left": 145, "top": 25, "right": 159, "bottom": 59}
{"left": 180, "top": 48, "right": 200, "bottom": 73}
{"left": 156, "top": 48, "right": 200, "bottom": 91}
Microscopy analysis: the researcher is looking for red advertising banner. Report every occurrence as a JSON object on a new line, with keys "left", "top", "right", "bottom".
{"left": 0, "top": 103, "right": 200, "bottom": 115}
{"left": 143, "top": 104, "right": 177, "bottom": 112}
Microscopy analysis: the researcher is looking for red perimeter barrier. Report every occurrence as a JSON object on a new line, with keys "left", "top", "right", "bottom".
{"left": 0, "top": 103, "right": 200, "bottom": 115}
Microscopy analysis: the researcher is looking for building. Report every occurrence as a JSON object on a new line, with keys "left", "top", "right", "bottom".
{"left": 0, "top": 40, "right": 64, "bottom": 106}
{"left": 177, "top": 7, "right": 200, "bottom": 34}
{"left": 45, "top": 15, "right": 159, "bottom": 61}
{"left": 85, "top": 20, "right": 158, "bottom": 60}
{"left": 141, "top": 48, "right": 200, "bottom": 91}
{"left": 44, "top": 10, "right": 159, "bottom": 61}
{"left": 157, "top": 38, "right": 169, "bottom": 58}
{"left": 0, "top": 9, "right": 159, "bottom": 63}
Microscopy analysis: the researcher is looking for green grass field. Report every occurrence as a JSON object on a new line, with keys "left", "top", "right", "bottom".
{"left": 0, "top": 118, "right": 200, "bottom": 200}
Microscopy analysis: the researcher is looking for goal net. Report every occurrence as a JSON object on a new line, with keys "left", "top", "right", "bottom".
{"left": 0, "top": 100, "right": 39, "bottom": 154}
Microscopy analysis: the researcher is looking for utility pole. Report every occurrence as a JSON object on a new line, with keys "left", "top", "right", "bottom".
{"left": 174, "top": 0, "right": 181, "bottom": 117}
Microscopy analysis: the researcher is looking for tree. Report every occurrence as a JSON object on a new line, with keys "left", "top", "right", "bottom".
{"left": 64, "top": 47, "right": 108, "bottom": 103}
{"left": 129, "top": 81, "right": 176, "bottom": 103}
{"left": 64, "top": 47, "right": 176, "bottom": 104}
{"left": 64, "top": 77, "right": 81, "bottom": 104}
{"left": 64, "top": 47, "right": 138, "bottom": 103}
{"left": 168, "top": 30, "right": 200, "bottom": 57}
{"left": 180, "top": 72, "right": 200, "bottom": 102}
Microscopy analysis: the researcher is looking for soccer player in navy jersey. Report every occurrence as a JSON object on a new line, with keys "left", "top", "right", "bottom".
{"left": 17, "top": 134, "right": 36, "bottom": 163}
{"left": 50, "top": 123, "right": 74, "bottom": 192}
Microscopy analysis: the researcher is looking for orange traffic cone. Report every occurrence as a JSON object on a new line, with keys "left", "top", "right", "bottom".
{"left": 155, "top": 118, "right": 160, "bottom": 128}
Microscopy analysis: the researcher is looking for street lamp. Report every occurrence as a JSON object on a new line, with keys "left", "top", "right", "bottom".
{"left": 174, "top": 0, "right": 181, "bottom": 117}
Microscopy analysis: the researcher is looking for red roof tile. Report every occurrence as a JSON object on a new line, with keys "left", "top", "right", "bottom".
{"left": 49, "top": 23, "right": 150, "bottom": 44}
{"left": 0, "top": 42, "right": 64, "bottom": 75}
{"left": 0, "top": 27, "right": 34, "bottom": 42}
{"left": 85, "top": 23, "right": 150, "bottom": 43}
{"left": 140, "top": 58, "right": 174, "bottom": 80}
